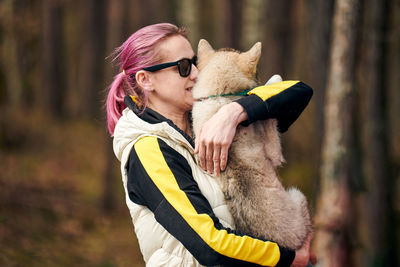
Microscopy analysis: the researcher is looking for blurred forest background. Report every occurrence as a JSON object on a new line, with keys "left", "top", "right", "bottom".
{"left": 0, "top": 0, "right": 399, "bottom": 266}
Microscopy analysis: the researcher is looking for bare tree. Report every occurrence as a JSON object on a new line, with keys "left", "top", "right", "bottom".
{"left": 261, "top": 0, "right": 294, "bottom": 77}
{"left": 0, "top": 0, "right": 23, "bottom": 147}
{"left": 1, "top": 0, "right": 23, "bottom": 110}
{"left": 386, "top": 0, "right": 400, "bottom": 163}
{"left": 306, "top": 0, "right": 335, "bottom": 201}
{"left": 312, "top": 0, "right": 360, "bottom": 266}
{"left": 357, "top": 0, "right": 396, "bottom": 265}
{"left": 226, "top": 0, "right": 243, "bottom": 49}
{"left": 199, "top": 0, "right": 215, "bottom": 44}
{"left": 42, "top": 0, "right": 66, "bottom": 118}
{"left": 241, "top": 0, "right": 265, "bottom": 51}
{"left": 78, "top": 0, "right": 106, "bottom": 118}
{"left": 176, "top": 0, "right": 200, "bottom": 44}
{"left": 101, "top": 0, "right": 127, "bottom": 212}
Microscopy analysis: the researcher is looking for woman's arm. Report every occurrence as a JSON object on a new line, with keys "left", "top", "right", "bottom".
{"left": 236, "top": 81, "right": 313, "bottom": 132}
{"left": 194, "top": 102, "right": 247, "bottom": 176}
{"left": 194, "top": 80, "right": 313, "bottom": 175}
{"left": 127, "top": 136, "right": 295, "bottom": 266}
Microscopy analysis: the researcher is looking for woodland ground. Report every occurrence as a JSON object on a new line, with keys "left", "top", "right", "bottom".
{"left": 0, "top": 110, "right": 145, "bottom": 267}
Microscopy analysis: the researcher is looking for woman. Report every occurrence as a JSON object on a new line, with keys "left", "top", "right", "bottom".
{"left": 107, "top": 23, "right": 315, "bottom": 266}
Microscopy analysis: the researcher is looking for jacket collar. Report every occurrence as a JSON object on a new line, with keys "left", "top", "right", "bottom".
{"left": 124, "top": 96, "right": 194, "bottom": 147}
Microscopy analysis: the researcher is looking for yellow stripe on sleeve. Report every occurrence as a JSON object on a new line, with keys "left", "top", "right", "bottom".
{"left": 134, "top": 136, "right": 281, "bottom": 266}
{"left": 248, "top": 81, "right": 300, "bottom": 101}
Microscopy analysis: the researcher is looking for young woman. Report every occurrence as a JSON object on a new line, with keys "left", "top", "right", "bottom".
{"left": 107, "top": 23, "right": 315, "bottom": 267}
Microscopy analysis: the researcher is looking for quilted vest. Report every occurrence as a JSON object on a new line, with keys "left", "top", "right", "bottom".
{"left": 113, "top": 108, "right": 235, "bottom": 266}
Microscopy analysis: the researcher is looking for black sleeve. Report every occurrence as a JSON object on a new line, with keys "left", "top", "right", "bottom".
{"left": 126, "top": 136, "right": 295, "bottom": 266}
{"left": 235, "top": 81, "right": 313, "bottom": 132}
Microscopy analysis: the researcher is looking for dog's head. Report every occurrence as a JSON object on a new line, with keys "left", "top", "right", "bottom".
{"left": 194, "top": 39, "right": 261, "bottom": 96}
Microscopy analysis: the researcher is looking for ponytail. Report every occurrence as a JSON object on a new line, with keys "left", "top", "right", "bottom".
{"left": 106, "top": 72, "right": 126, "bottom": 135}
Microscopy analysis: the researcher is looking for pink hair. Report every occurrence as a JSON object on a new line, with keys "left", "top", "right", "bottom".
{"left": 106, "top": 23, "right": 187, "bottom": 135}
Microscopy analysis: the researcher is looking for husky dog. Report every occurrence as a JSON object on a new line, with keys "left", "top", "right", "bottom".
{"left": 192, "top": 39, "right": 312, "bottom": 250}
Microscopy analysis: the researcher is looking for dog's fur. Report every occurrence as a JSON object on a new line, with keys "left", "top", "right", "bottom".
{"left": 192, "top": 39, "right": 312, "bottom": 250}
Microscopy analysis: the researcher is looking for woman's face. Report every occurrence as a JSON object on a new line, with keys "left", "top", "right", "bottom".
{"left": 147, "top": 35, "right": 198, "bottom": 115}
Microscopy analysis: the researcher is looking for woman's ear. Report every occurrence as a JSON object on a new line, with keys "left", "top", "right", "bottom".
{"left": 135, "top": 70, "right": 154, "bottom": 91}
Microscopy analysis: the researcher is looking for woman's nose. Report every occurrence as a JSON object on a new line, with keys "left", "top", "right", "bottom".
{"left": 190, "top": 64, "right": 199, "bottom": 80}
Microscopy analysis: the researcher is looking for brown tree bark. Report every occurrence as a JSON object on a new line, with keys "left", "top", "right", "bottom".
{"left": 1, "top": 0, "right": 23, "bottom": 110}
{"left": 241, "top": 0, "right": 265, "bottom": 52}
{"left": 0, "top": 0, "right": 23, "bottom": 147}
{"left": 137, "top": 0, "right": 175, "bottom": 28}
{"left": 313, "top": 0, "right": 360, "bottom": 266}
{"left": 226, "top": 0, "right": 243, "bottom": 49}
{"left": 306, "top": 0, "right": 335, "bottom": 202}
{"left": 387, "top": 0, "right": 400, "bottom": 163}
{"left": 357, "top": 0, "right": 396, "bottom": 265}
{"left": 78, "top": 0, "right": 106, "bottom": 118}
{"left": 42, "top": 0, "right": 66, "bottom": 118}
{"left": 199, "top": 0, "right": 215, "bottom": 45}
{"left": 261, "top": 0, "right": 294, "bottom": 78}
{"left": 176, "top": 0, "right": 200, "bottom": 44}
{"left": 101, "top": 0, "right": 126, "bottom": 212}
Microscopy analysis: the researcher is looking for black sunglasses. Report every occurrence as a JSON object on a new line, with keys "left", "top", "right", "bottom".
{"left": 142, "top": 56, "right": 197, "bottom": 77}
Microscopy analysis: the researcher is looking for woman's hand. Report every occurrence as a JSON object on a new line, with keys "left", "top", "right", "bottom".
{"left": 194, "top": 75, "right": 283, "bottom": 175}
{"left": 291, "top": 234, "right": 317, "bottom": 267}
{"left": 194, "top": 102, "right": 247, "bottom": 176}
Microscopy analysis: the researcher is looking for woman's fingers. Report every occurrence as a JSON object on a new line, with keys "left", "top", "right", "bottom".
{"left": 195, "top": 136, "right": 225, "bottom": 175}
{"left": 196, "top": 135, "right": 233, "bottom": 175}
{"left": 194, "top": 130, "right": 200, "bottom": 154}
{"left": 308, "top": 233, "right": 317, "bottom": 265}
{"left": 194, "top": 102, "right": 247, "bottom": 174}
{"left": 213, "top": 144, "right": 221, "bottom": 176}
{"left": 205, "top": 140, "right": 228, "bottom": 176}
{"left": 196, "top": 134, "right": 207, "bottom": 170}
{"left": 310, "top": 252, "right": 317, "bottom": 265}
{"left": 206, "top": 141, "right": 213, "bottom": 174}
{"left": 220, "top": 142, "right": 229, "bottom": 171}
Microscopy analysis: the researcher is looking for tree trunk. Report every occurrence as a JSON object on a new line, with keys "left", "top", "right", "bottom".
{"left": 137, "top": 0, "right": 172, "bottom": 28}
{"left": 101, "top": 0, "right": 126, "bottom": 212}
{"left": 261, "top": 0, "right": 294, "bottom": 78}
{"left": 306, "top": 1, "right": 335, "bottom": 198}
{"left": 1, "top": 0, "right": 23, "bottom": 110}
{"left": 42, "top": 0, "right": 66, "bottom": 118}
{"left": 357, "top": 0, "right": 396, "bottom": 265}
{"left": 313, "top": 0, "right": 360, "bottom": 266}
{"left": 78, "top": 0, "right": 106, "bottom": 118}
{"left": 176, "top": 0, "right": 200, "bottom": 45}
{"left": 0, "top": 0, "right": 23, "bottom": 147}
{"left": 226, "top": 0, "right": 243, "bottom": 49}
{"left": 387, "top": 0, "right": 400, "bottom": 163}
{"left": 241, "top": 0, "right": 265, "bottom": 52}
{"left": 199, "top": 0, "right": 215, "bottom": 45}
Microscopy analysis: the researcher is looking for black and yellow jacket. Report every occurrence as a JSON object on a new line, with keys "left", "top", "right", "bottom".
{"left": 113, "top": 81, "right": 312, "bottom": 266}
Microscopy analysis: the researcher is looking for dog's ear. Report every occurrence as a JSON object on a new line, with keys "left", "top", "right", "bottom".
{"left": 197, "top": 39, "right": 215, "bottom": 70}
{"left": 238, "top": 42, "right": 262, "bottom": 76}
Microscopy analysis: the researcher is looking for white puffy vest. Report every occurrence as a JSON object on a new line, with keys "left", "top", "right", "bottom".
{"left": 113, "top": 108, "right": 235, "bottom": 266}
